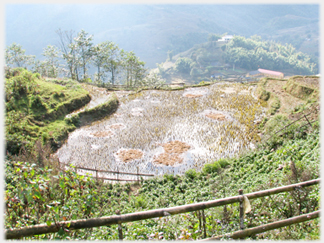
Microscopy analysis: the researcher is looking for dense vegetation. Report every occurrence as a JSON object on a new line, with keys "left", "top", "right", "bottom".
{"left": 4, "top": 71, "right": 320, "bottom": 240}
{"left": 158, "top": 35, "right": 318, "bottom": 84}
{"left": 5, "top": 68, "right": 90, "bottom": 155}
{"left": 4, "top": 28, "right": 320, "bottom": 240}
{"left": 223, "top": 36, "right": 318, "bottom": 75}
{"left": 5, "top": 124, "right": 319, "bottom": 240}
{"left": 5, "top": 30, "right": 153, "bottom": 87}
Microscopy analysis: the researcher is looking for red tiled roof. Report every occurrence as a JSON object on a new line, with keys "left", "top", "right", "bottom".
{"left": 258, "top": 68, "right": 283, "bottom": 76}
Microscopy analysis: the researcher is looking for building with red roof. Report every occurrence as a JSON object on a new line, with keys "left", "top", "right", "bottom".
{"left": 246, "top": 68, "right": 284, "bottom": 79}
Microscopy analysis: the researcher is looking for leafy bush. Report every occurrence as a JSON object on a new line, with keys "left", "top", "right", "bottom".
{"left": 134, "top": 195, "right": 147, "bottom": 209}
{"left": 185, "top": 169, "right": 197, "bottom": 180}
{"left": 64, "top": 114, "right": 80, "bottom": 127}
{"left": 175, "top": 57, "right": 192, "bottom": 74}
{"left": 30, "top": 95, "right": 47, "bottom": 112}
{"left": 217, "top": 158, "right": 230, "bottom": 168}
{"left": 202, "top": 161, "right": 221, "bottom": 174}
{"left": 52, "top": 91, "right": 65, "bottom": 99}
{"left": 269, "top": 95, "right": 281, "bottom": 114}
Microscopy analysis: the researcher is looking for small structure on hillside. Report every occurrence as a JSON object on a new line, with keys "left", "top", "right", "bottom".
{"left": 246, "top": 68, "right": 284, "bottom": 79}
{"left": 210, "top": 72, "right": 223, "bottom": 79}
{"left": 218, "top": 35, "right": 234, "bottom": 42}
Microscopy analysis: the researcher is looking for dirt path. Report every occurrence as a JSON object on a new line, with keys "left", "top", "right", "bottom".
{"left": 67, "top": 84, "right": 113, "bottom": 117}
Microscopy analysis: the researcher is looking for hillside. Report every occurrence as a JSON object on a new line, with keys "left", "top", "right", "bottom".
{"left": 4, "top": 59, "right": 320, "bottom": 240}
{"left": 5, "top": 4, "right": 319, "bottom": 68}
{"left": 155, "top": 36, "right": 318, "bottom": 85}
{"left": 5, "top": 74, "right": 320, "bottom": 240}
{"left": 4, "top": 68, "right": 118, "bottom": 155}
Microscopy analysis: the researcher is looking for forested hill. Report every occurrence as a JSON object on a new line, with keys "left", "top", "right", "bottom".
{"left": 156, "top": 35, "right": 318, "bottom": 84}
{"left": 5, "top": 4, "right": 319, "bottom": 68}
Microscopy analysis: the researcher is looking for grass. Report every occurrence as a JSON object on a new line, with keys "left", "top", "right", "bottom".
{"left": 5, "top": 68, "right": 91, "bottom": 154}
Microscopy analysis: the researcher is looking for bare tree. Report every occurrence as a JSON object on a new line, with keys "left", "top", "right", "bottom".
{"left": 56, "top": 29, "right": 78, "bottom": 80}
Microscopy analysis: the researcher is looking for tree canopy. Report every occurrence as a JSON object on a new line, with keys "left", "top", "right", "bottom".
{"left": 5, "top": 29, "right": 154, "bottom": 88}
{"left": 223, "top": 36, "right": 318, "bottom": 75}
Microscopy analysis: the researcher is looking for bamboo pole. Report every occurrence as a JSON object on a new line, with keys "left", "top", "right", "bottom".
{"left": 82, "top": 174, "right": 139, "bottom": 182}
{"left": 202, "top": 209, "right": 206, "bottom": 238}
{"left": 239, "top": 189, "right": 244, "bottom": 230}
{"left": 5, "top": 179, "right": 320, "bottom": 239}
{"left": 116, "top": 210, "right": 123, "bottom": 241}
{"left": 60, "top": 163, "right": 154, "bottom": 177}
{"left": 201, "top": 210, "right": 320, "bottom": 241}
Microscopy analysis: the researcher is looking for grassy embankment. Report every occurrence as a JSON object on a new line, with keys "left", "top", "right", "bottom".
{"left": 4, "top": 71, "right": 320, "bottom": 240}
{"left": 5, "top": 68, "right": 118, "bottom": 156}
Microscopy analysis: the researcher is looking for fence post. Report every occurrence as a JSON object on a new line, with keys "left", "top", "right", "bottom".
{"left": 137, "top": 166, "right": 139, "bottom": 182}
{"left": 239, "top": 189, "right": 244, "bottom": 230}
{"left": 116, "top": 210, "right": 123, "bottom": 240}
{"left": 202, "top": 209, "right": 206, "bottom": 238}
{"left": 117, "top": 167, "right": 119, "bottom": 181}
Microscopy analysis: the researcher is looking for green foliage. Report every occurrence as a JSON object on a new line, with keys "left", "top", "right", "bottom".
{"left": 256, "top": 86, "right": 270, "bottom": 101}
{"left": 78, "top": 92, "right": 119, "bottom": 123}
{"left": 223, "top": 36, "right": 317, "bottom": 75}
{"left": 30, "top": 95, "right": 47, "bottom": 112}
{"left": 268, "top": 95, "right": 281, "bottom": 115}
{"left": 167, "top": 50, "right": 173, "bottom": 61}
{"left": 208, "top": 33, "right": 222, "bottom": 42}
{"left": 284, "top": 78, "right": 317, "bottom": 100}
{"left": 5, "top": 43, "right": 35, "bottom": 68}
{"left": 202, "top": 161, "right": 221, "bottom": 174}
{"left": 175, "top": 57, "right": 192, "bottom": 74}
{"left": 64, "top": 114, "right": 80, "bottom": 127}
{"left": 5, "top": 69, "right": 91, "bottom": 155}
{"left": 185, "top": 169, "right": 197, "bottom": 180}
{"left": 4, "top": 128, "right": 320, "bottom": 240}
{"left": 217, "top": 158, "right": 230, "bottom": 168}
{"left": 134, "top": 195, "right": 147, "bottom": 209}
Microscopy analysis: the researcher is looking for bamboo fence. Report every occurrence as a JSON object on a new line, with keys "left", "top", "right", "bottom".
{"left": 201, "top": 210, "right": 320, "bottom": 241}
{"left": 58, "top": 162, "right": 154, "bottom": 182}
{"left": 5, "top": 178, "right": 320, "bottom": 240}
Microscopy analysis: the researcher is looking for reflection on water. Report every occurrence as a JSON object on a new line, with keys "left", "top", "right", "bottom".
{"left": 55, "top": 83, "right": 264, "bottom": 180}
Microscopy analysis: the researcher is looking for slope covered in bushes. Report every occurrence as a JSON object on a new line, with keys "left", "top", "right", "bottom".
{"left": 5, "top": 68, "right": 91, "bottom": 154}
{"left": 5, "top": 126, "right": 320, "bottom": 240}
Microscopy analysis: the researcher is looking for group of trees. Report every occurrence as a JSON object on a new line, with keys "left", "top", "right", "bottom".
{"left": 5, "top": 29, "right": 160, "bottom": 87}
{"left": 163, "top": 34, "right": 318, "bottom": 79}
{"left": 222, "top": 35, "right": 318, "bottom": 75}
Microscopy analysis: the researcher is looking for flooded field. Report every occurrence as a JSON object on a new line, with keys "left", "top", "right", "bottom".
{"left": 55, "top": 82, "right": 265, "bottom": 180}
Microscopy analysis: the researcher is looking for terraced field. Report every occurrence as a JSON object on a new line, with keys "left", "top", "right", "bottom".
{"left": 55, "top": 82, "right": 265, "bottom": 179}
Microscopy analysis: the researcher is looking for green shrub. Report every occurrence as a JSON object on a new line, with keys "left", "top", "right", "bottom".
{"left": 52, "top": 91, "right": 65, "bottom": 99}
{"left": 269, "top": 95, "right": 281, "bottom": 115}
{"left": 30, "top": 95, "right": 47, "bottom": 112}
{"left": 202, "top": 161, "right": 221, "bottom": 174}
{"left": 64, "top": 114, "right": 80, "bottom": 127}
{"left": 33, "top": 73, "right": 41, "bottom": 79}
{"left": 218, "top": 158, "right": 230, "bottom": 168}
{"left": 185, "top": 169, "right": 197, "bottom": 179}
{"left": 264, "top": 114, "right": 290, "bottom": 135}
{"left": 163, "top": 174, "right": 175, "bottom": 181}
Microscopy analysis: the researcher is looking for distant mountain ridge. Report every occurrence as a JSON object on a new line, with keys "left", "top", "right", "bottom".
{"left": 5, "top": 4, "right": 319, "bottom": 68}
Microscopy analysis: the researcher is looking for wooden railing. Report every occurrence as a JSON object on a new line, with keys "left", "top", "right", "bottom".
{"left": 5, "top": 178, "right": 320, "bottom": 240}
{"left": 58, "top": 162, "right": 154, "bottom": 182}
